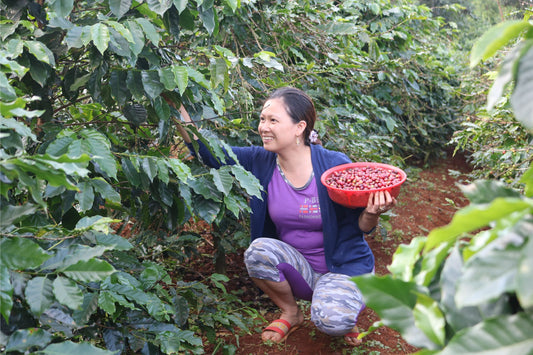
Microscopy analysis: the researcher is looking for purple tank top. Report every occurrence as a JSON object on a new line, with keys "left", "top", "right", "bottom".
{"left": 267, "top": 164, "right": 328, "bottom": 273}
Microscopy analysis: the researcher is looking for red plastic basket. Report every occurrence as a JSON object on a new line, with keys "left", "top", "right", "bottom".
{"left": 321, "top": 162, "right": 407, "bottom": 208}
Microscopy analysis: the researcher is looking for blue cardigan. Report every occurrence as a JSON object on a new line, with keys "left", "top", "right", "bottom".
{"left": 187, "top": 140, "right": 375, "bottom": 276}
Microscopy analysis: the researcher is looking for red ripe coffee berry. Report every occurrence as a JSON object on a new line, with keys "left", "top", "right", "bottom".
{"left": 325, "top": 166, "right": 402, "bottom": 191}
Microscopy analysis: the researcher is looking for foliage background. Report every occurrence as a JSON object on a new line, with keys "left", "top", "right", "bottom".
{"left": 0, "top": 0, "right": 531, "bottom": 353}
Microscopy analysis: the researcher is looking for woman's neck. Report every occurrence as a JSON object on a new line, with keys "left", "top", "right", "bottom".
{"left": 276, "top": 145, "right": 312, "bottom": 175}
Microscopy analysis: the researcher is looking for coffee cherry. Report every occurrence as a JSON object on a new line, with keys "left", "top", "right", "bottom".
{"left": 325, "top": 166, "right": 402, "bottom": 191}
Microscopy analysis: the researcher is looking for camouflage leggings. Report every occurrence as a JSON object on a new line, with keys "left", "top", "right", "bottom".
{"left": 244, "top": 237, "right": 365, "bottom": 336}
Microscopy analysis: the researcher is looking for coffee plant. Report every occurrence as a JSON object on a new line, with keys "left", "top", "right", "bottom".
{"left": 353, "top": 17, "right": 533, "bottom": 354}
{"left": 1, "top": 0, "right": 527, "bottom": 353}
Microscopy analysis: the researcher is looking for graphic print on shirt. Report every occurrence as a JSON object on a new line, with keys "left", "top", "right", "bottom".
{"left": 299, "top": 196, "right": 321, "bottom": 219}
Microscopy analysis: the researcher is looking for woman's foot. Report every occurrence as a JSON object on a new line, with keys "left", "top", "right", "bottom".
{"left": 344, "top": 326, "right": 362, "bottom": 346}
{"left": 262, "top": 309, "right": 304, "bottom": 343}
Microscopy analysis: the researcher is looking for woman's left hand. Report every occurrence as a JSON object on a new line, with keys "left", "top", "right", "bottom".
{"left": 365, "top": 190, "right": 397, "bottom": 215}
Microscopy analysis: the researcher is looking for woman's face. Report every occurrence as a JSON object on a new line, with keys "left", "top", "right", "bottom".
{"left": 258, "top": 98, "right": 304, "bottom": 153}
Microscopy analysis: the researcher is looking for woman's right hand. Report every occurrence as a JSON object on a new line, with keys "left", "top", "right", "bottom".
{"left": 366, "top": 190, "right": 396, "bottom": 215}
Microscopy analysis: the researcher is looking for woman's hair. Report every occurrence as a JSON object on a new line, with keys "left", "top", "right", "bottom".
{"left": 266, "top": 87, "right": 320, "bottom": 145}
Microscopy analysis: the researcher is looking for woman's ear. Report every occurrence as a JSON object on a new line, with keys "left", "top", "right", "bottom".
{"left": 297, "top": 120, "right": 307, "bottom": 135}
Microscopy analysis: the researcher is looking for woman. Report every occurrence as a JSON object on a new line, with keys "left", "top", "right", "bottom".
{"left": 175, "top": 87, "right": 396, "bottom": 345}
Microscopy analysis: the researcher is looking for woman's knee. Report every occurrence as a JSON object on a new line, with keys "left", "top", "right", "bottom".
{"left": 244, "top": 237, "right": 275, "bottom": 266}
{"left": 310, "top": 302, "right": 356, "bottom": 336}
{"left": 244, "top": 238, "right": 284, "bottom": 280}
{"left": 310, "top": 275, "right": 364, "bottom": 336}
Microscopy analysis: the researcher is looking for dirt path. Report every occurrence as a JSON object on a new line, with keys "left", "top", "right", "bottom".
{"left": 202, "top": 151, "right": 473, "bottom": 355}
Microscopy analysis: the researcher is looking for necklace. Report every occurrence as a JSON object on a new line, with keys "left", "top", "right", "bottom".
{"left": 276, "top": 157, "right": 314, "bottom": 191}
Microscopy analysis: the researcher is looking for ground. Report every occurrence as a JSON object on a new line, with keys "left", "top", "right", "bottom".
{"left": 188, "top": 150, "right": 473, "bottom": 355}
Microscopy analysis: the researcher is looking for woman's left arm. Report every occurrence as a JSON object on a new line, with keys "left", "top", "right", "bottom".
{"left": 358, "top": 190, "right": 397, "bottom": 233}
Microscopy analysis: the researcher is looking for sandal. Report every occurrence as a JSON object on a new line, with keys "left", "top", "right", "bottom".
{"left": 344, "top": 328, "right": 362, "bottom": 346}
{"left": 263, "top": 319, "right": 299, "bottom": 343}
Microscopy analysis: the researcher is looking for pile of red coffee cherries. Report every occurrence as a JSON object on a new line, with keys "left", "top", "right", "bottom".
{"left": 325, "top": 166, "right": 403, "bottom": 191}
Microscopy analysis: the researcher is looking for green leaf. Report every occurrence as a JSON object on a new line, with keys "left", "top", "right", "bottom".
{"left": 28, "top": 55, "right": 52, "bottom": 87}
{"left": 24, "top": 41, "right": 56, "bottom": 66}
{"left": 75, "top": 216, "right": 118, "bottom": 233}
{"left": 53, "top": 276, "right": 84, "bottom": 310}
{"left": 211, "top": 57, "right": 228, "bottom": 90}
{"left": 440, "top": 246, "right": 484, "bottom": 332}
{"left": 98, "top": 290, "right": 117, "bottom": 314}
{"left": 5, "top": 328, "right": 52, "bottom": 352}
{"left": 50, "top": 242, "right": 107, "bottom": 267}
{"left": 81, "top": 129, "right": 117, "bottom": 179}
{"left": 49, "top": 0, "right": 74, "bottom": 17}
{"left": 413, "top": 293, "right": 445, "bottom": 347}
{"left": 123, "top": 103, "right": 147, "bottom": 126}
{"left": 153, "top": 96, "right": 170, "bottom": 121}
{"left": 141, "top": 70, "right": 164, "bottom": 100}
{"left": 352, "top": 274, "right": 435, "bottom": 349}
{"left": 141, "top": 157, "right": 158, "bottom": 182}
{"left": 166, "top": 158, "right": 193, "bottom": 182}
{"left": 41, "top": 340, "right": 118, "bottom": 355}
{"left": 146, "top": 0, "right": 172, "bottom": 15}
{"left": 194, "top": 197, "right": 220, "bottom": 223}
{"left": 510, "top": 44, "right": 533, "bottom": 131}
{"left": 456, "top": 244, "right": 521, "bottom": 308}
{"left": 223, "top": 193, "right": 248, "bottom": 218}
{"left": 110, "top": 70, "right": 130, "bottom": 106}
{"left": 72, "top": 292, "right": 99, "bottom": 325}
{"left": 6, "top": 38, "right": 24, "bottom": 57}
{"left": 158, "top": 67, "right": 176, "bottom": 90}
{"left": 0, "top": 237, "right": 51, "bottom": 269}
{"left": 63, "top": 259, "right": 116, "bottom": 282}
{"left": 25, "top": 276, "right": 54, "bottom": 316}
{"left": 199, "top": 3, "right": 216, "bottom": 35}
{"left": 0, "top": 57, "right": 28, "bottom": 78}
{"left": 487, "top": 43, "right": 520, "bottom": 111}
{"left": 516, "top": 236, "right": 533, "bottom": 309}
{"left": 439, "top": 313, "right": 533, "bottom": 355}
{"left": 91, "top": 23, "right": 111, "bottom": 55}
{"left": 76, "top": 181, "right": 95, "bottom": 211}
{"left": 157, "top": 329, "right": 203, "bottom": 353}
{"left": 108, "top": 27, "right": 132, "bottom": 57}
{"left": 109, "top": 0, "right": 132, "bottom": 19}
{"left": 163, "top": 5, "right": 180, "bottom": 38}
{"left": 0, "top": 204, "right": 39, "bottom": 227}
{"left": 520, "top": 166, "right": 533, "bottom": 198}
{"left": 126, "top": 70, "right": 145, "bottom": 100}
{"left": 470, "top": 20, "right": 532, "bottom": 68}
{"left": 135, "top": 18, "right": 161, "bottom": 45}
{"left": 64, "top": 26, "right": 84, "bottom": 48}
{"left": 230, "top": 165, "right": 263, "bottom": 199}
{"left": 0, "top": 103, "right": 34, "bottom": 124}
{"left": 0, "top": 72, "right": 17, "bottom": 101}
{"left": 414, "top": 241, "right": 451, "bottom": 287}
{"left": 460, "top": 180, "right": 521, "bottom": 204}
{"left": 121, "top": 157, "right": 142, "bottom": 186}
{"left": 156, "top": 159, "right": 170, "bottom": 184}
{"left": 125, "top": 20, "right": 145, "bottom": 56}
{"left": 173, "top": 0, "right": 188, "bottom": 13}
{"left": 388, "top": 237, "right": 425, "bottom": 281}
{"left": 91, "top": 178, "right": 121, "bottom": 204}
{"left": 224, "top": 0, "right": 238, "bottom": 12}
{"left": 210, "top": 167, "right": 233, "bottom": 195}
{"left": 95, "top": 233, "right": 133, "bottom": 251}
{"left": 172, "top": 65, "right": 188, "bottom": 95}
{"left": 0, "top": 264, "right": 13, "bottom": 322}
{"left": 102, "top": 273, "right": 171, "bottom": 321}
{"left": 424, "top": 197, "right": 533, "bottom": 252}
{"left": 187, "top": 67, "right": 210, "bottom": 89}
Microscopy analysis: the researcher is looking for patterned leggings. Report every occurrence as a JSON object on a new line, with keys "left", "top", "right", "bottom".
{"left": 244, "top": 237, "right": 365, "bottom": 336}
